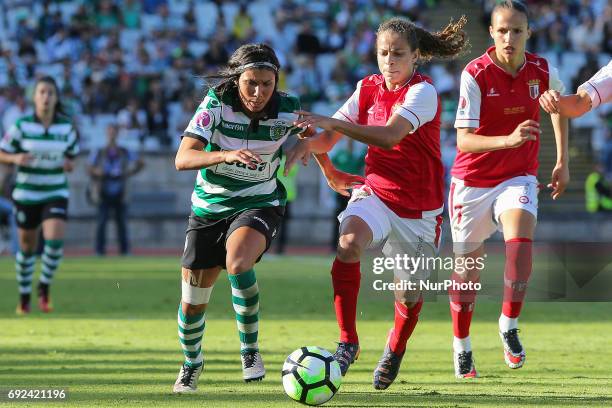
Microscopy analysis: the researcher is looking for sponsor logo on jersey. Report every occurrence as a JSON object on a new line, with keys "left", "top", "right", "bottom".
{"left": 487, "top": 87, "right": 500, "bottom": 97}
{"left": 503, "top": 106, "right": 526, "bottom": 115}
{"left": 459, "top": 96, "right": 467, "bottom": 109}
{"left": 270, "top": 120, "right": 286, "bottom": 141}
{"left": 518, "top": 195, "right": 530, "bottom": 204}
{"left": 221, "top": 121, "right": 246, "bottom": 132}
{"left": 49, "top": 207, "right": 67, "bottom": 215}
{"left": 528, "top": 79, "right": 540, "bottom": 99}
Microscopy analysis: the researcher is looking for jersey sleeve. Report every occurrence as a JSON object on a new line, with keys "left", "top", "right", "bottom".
{"left": 332, "top": 80, "right": 361, "bottom": 124}
{"left": 65, "top": 126, "right": 80, "bottom": 158}
{"left": 454, "top": 70, "right": 481, "bottom": 129}
{"left": 0, "top": 124, "right": 23, "bottom": 154}
{"left": 548, "top": 63, "right": 565, "bottom": 93}
{"left": 183, "top": 93, "right": 221, "bottom": 144}
{"left": 395, "top": 81, "right": 438, "bottom": 133}
{"left": 577, "top": 60, "right": 611, "bottom": 109}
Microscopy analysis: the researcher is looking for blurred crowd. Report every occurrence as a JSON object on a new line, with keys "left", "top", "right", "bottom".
{"left": 0, "top": 0, "right": 609, "bottom": 169}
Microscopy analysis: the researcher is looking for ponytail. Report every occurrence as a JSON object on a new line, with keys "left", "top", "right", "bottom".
{"left": 377, "top": 16, "right": 470, "bottom": 63}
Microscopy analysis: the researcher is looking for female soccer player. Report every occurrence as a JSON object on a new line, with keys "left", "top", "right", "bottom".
{"left": 450, "top": 0, "right": 569, "bottom": 378}
{"left": 172, "top": 43, "right": 309, "bottom": 393}
{"left": 0, "top": 76, "right": 78, "bottom": 315}
{"left": 294, "top": 17, "right": 468, "bottom": 389}
{"left": 539, "top": 59, "right": 610, "bottom": 118}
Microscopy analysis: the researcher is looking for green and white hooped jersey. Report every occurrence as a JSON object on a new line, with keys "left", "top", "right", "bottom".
{"left": 0, "top": 114, "right": 79, "bottom": 205}
{"left": 184, "top": 88, "right": 303, "bottom": 219}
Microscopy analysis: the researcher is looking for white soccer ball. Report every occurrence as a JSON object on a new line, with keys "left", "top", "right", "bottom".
{"left": 282, "top": 346, "right": 342, "bottom": 406}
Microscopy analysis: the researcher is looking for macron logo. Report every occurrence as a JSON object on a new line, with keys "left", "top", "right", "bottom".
{"left": 487, "top": 87, "right": 500, "bottom": 97}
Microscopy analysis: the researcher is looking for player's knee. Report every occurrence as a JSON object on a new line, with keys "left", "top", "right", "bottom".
{"left": 226, "top": 257, "right": 254, "bottom": 275}
{"left": 337, "top": 234, "right": 363, "bottom": 262}
{"left": 182, "top": 302, "right": 206, "bottom": 316}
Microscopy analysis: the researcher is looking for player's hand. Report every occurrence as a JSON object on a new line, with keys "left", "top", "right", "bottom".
{"left": 284, "top": 139, "right": 310, "bottom": 175}
{"left": 223, "top": 149, "right": 262, "bottom": 165}
{"left": 63, "top": 158, "right": 75, "bottom": 172}
{"left": 293, "top": 110, "right": 337, "bottom": 132}
{"left": 548, "top": 162, "right": 569, "bottom": 200}
{"left": 12, "top": 153, "right": 32, "bottom": 166}
{"left": 539, "top": 90, "right": 561, "bottom": 114}
{"left": 505, "top": 120, "right": 540, "bottom": 148}
{"left": 325, "top": 169, "right": 365, "bottom": 197}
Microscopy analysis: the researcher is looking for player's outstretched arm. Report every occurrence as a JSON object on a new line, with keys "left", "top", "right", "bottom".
{"left": 548, "top": 113, "right": 570, "bottom": 200}
{"left": 175, "top": 135, "right": 261, "bottom": 171}
{"left": 312, "top": 153, "right": 365, "bottom": 197}
{"left": 539, "top": 90, "right": 592, "bottom": 118}
{"left": 294, "top": 110, "right": 411, "bottom": 150}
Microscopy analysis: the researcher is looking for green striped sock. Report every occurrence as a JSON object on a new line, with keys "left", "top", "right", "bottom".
{"left": 40, "top": 240, "right": 63, "bottom": 285}
{"left": 178, "top": 305, "right": 205, "bottom": 368}
{"left": 228, "top": 269, "right": 259, "bottom": 352}
{"left": 16, "top": 251, "right": 36, "bottom": 294}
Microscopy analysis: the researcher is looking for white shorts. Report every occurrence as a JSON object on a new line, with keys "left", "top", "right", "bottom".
{"left": 338, "top": 185, "right": 443, "bottom": 281}
{"left": 449, "top": 175, "right": 539, "bottom": 255}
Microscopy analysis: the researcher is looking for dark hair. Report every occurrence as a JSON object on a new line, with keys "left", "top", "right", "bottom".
{"left": 34, "top": 76, "right": 66, "bottom": 117}
{"left": 203, "top": 43, "right": 281, "bottom": 96}
{"left": 376, "top": 16, "right": 469, "bottom": 63}
{"left": 491, "top": 0, "right": 530, "bottom": 26}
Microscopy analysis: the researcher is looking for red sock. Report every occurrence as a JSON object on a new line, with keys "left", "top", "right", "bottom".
{"left": 331, "top": 257, "right": 361, "bottom": 344}
{"left": 502, "top": 238, "right": 533, "bottom": 318}
{"left": 449, "top": 272, "right": 478, "bottom": 338}
{"left": 389, "top": 297, "right": 423, "bottom": 355}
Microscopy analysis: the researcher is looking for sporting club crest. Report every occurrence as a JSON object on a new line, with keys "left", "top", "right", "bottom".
{"left": 270, "top": 120, "right": 286, "bottom": 140}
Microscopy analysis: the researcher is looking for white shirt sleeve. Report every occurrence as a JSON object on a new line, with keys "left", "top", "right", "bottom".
{"left": 395, "top": 81, "right": 438, "bottom": 133}
{"left": 0, "top": 124, "right": 21, "bottom": 153}
{"left": 577, "top": 59, "right": 611, "bottom": 109}
{"left": 547, "top": 63, "right": 565, "bottom": 93}
{"left": 184, "top": 95, "right": 221, "bottom": 143}
{"left": 332, "top": 80, "right": 361, "bottom": 123}
{"left": 454, "top": 70, "right": 481, "bottom": 129}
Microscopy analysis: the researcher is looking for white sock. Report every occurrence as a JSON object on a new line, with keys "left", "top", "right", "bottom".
{"left": 499, "top": 313, "right": 518, "bottom": 332}
{"left": 453, "top": 336, "right": 471, "bottom": 353}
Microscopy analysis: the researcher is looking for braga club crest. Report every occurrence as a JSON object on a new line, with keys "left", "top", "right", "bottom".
{"left": 270, "top": 120, "right": 286, "bottom": 140}
{"left": 528, "top": 79, "right": 540, "bottom": 99}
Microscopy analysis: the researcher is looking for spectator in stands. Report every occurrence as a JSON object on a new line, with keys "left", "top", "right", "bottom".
{"left": 146, "top": 98, "right": 169, "bottom": 148}
{"left": 585, "top": 163, "right": 612, "bottom": 213}
{"left": 117, "top": 98, "right": 147, "bottom": 148}
{"left": 88, "top": 123, "right": 144, "bottom": 256}
{"left": 0, "top": 164, "right": 18, "bottom": 255}
{"left": 2, "top": 88, "right": 30, "bottom": 135}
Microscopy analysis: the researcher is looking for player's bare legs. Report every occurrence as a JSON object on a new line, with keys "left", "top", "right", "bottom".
{"left": 226, "top": 226, "right": 267, "bottom": 382}
{"left": 450, "top": 245, "right": 484, "bottom": 378}
{"left": 332, "top": 215, "right": 372, "bottom": 376}
{"left": 498, "top": 209, "right": 536, "bottom": 369}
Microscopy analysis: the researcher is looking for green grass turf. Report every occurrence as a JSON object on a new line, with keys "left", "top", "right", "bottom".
{"left": 0, "top": 255, "right": 610, "bottom": 407}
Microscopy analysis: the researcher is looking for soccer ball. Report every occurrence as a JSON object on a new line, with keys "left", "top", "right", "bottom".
{"left": 282, "top": 346, "right": 342, "bottom": 406}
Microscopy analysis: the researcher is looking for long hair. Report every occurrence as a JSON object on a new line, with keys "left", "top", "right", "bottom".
{"left": 491, "top": 0, "right": 530, "bottom": 26}
{"left": 376, "top": 16, "right": 469, "bottom": 63}
{"left": 203, "top": 43, "right": 281, "bottom": 97}
{"left": 33, "top": 76, "right": 67, "bottom": 117}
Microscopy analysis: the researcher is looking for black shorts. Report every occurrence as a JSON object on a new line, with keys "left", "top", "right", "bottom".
{"left": 14, "top": 199, "right": 69, "bottom": 229}
{"left": 181, "top": 206, "right": 284, "bottom": 270}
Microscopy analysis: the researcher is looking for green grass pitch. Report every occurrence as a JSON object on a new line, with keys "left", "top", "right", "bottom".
{"left": 0, "top": 255, "right": 610, "bottom": 407}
